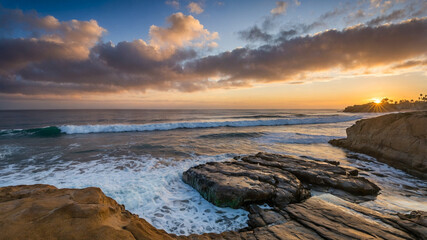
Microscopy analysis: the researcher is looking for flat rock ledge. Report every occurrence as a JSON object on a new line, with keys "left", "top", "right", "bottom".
{"left": 183, "top": 152, "right": 380, "bottom": 209}
{"left": 182, "top": 152, "right": 427, "bottom": 239}
{"left": 329, "top": 111, "right": 427, "bottom": 179}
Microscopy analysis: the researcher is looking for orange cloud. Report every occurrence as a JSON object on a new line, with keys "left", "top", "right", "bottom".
{"left": 149, "top": 12, "right": 218, "bottom": 54}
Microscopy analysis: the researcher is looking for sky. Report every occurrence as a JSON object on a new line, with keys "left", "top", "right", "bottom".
{"left": 0, "top": 0, "right": 426, "bottom": 109}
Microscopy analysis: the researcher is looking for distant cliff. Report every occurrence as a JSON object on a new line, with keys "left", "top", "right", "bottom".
{"left": 330, "top": 111, "right": 427, "bottom": 179}
{"left": 343, "top": 101, "right": 427, "bottom": 113}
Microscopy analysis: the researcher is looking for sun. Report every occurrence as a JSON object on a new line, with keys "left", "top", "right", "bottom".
{"left": 371, "top": 98, "right": 382, "bottom": 104}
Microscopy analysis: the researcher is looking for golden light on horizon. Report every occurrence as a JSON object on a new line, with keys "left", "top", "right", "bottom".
{"left": 372, "top": 98, "right": 382, "bottom": 104}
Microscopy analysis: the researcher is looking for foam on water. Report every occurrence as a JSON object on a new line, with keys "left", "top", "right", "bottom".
{"left": 0, "top": 145, "right": 23, "bottom": 160}
{"left": 0, "top": 153, "right": 248, "bottom": 235}
{"left": 344, "top": 153, "right": 427, "bottom": 214}
{"left": 58, "top": 115, "right": 363, "bottom": 134}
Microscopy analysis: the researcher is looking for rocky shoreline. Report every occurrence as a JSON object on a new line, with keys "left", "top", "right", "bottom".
{"left": 182, "top": 152, "right": 426, "bottom": 239}
{"left": 329, "top": 111, "right": 427, "bottom": 179}
{"left": 2, "top": 153, "right": 426, "bottom": 239}
{"left": 1, "top": 112, "right": 426, "bottom": 239}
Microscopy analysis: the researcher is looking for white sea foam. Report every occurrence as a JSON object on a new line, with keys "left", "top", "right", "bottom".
{"left": 59, "top": 115, "right": 363, "bottom": 134}
{"left": 0, "top": 145, "right": 23, "bottom": 160}
{"left": 0, "top": 154, "right": 248, "bottom": 235}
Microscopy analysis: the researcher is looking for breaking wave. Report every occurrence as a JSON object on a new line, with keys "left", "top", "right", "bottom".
{"left": 1, "top": 115, "right": 363, "bottom": 136}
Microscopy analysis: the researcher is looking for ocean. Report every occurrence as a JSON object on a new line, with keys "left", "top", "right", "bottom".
{"left": 0, "top": 109, "right": 426, "bottom": 235}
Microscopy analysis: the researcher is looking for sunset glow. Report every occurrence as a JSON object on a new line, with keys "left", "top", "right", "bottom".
{"left": 0, "top": 0, "right": 426, "bottom": 109}
{"left": 373, "top": 98, "right": 382, "bottom": 104}
{"left": 0, "top": 1, "right": 426, "bottom": 238}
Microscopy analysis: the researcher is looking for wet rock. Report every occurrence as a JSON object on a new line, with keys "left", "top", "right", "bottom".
{"left": 267, "top": 221, "right": 322, "bottom": 240}
{"left": 285, "top": 197, "right": 414, "bottom": 240}
{"left": 253, "top": 227, "right": 279, "bottom": 239}
{"left": 183, "top": 153, "right": 380, "bottom": 210}
{"left": 348, "top": 169, "right": 359, "bottom": 176}
{"left": 329, "top": 111, "right": 427, "bottom": 179}
{"left": 372, "top": 172, "right": 387, "bottom": 177}
{"left": 182, "top": 152, "right": 427, "bottom": 239}
{"left": 300, "top": 155, "right": 340, "bottom": 166}
{"left": 2, "top": 182, "right": 425, "bottom": 240}
{"left": 241, "top": 153, "right": 380, "bottom": 196}
{"left": 397, "top": 211, "right": 427, "bottom": 239}
{"left": 247, "top": 205, "right": 286, "bottom": 227}
{"left": 247, "top": 213, "right": 266, "bottom": 228}
{"left": 182, "top": 160, "right": 311, "bottom": 208}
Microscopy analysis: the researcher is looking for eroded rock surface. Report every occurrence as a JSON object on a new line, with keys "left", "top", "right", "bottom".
{"left": 285, "top": 196, "right": 424, "bottom": 240}
{"left": 1, "top": 151, "right": 425, "bottom": 240}
{"left": 182, "top": 159, "right": 311, "bottom": 209}
{"left": 182, "top": 152, "right": 427, "bottom": 239}
{"left": 183, "top": 152, "right": 380, "bottom": 209}
{"left": 329, "top": 111, "right": 427, "bottom": 179}
{"left": 0, "top": 184, "right": 175, "bottom": 240}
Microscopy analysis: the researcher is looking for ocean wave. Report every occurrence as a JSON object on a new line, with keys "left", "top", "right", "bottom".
{"left": 0, "top": 126, "right": 62, "bottom": 137}
{"left": 59, "top": 115, "right": 362, "bottom": 134}
{"left": 0, "top": 115, "right": 363, "bottom": 136}
{"left": 0, "top": 154, "right": 249, "bottom": 235}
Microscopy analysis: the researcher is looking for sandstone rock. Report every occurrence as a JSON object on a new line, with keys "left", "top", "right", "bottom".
{"left": 329, "top": 111, "right": 427, "bottom": 179}
{"left": 1, "top": 182, "right": 425, "bottom": 240}
{"left": 0, "top": 184, "right": 175, "bottom": 240}
{"left": 285, "top": 197, "right": 415, "bottom": 240}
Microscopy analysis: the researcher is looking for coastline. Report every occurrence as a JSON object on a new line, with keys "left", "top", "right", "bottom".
{"left": 1, "top": 111, "right": 426, "bottom": 239}
{"left": 2, "top": 151, "right": 426, "bottom": 239}
{"left": 329, "top": 111, "right": 427, "bottom": 179}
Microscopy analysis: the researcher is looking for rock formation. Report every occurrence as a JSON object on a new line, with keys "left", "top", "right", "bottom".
{"left": 329, "top": 111, "right": 427, "bottom": 179}
{"left": 183, "top": 153, "right": 380, "bottom": 209}
{"left": 1, "top": 152, "right": 426, "bottom": 239}
{"left": 182, "top": 153, "right": 426, "bottom": 239}
{"left": 0, "top": 184, "right": 175, "bottom": 240}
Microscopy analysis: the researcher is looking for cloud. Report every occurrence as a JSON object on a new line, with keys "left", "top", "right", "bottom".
{"left": 274, "top": 29, "right": 298, "bottom": 42}
{"left": 367, "top": 9, "right": 407, "bottom": 26}
{"left": 0, "top": 7, "right": 105, "bottom": 72}
{"left": 187, "top": 2, "right": 204, "bottom": 14}
{"left": 271, "top": 1, "right": 288, "bottom": 16}
{"left": 165, "top": 0, "right": 180, "bottom": 9}
{"left": 409, "top": 1, "right": 427, "bottom": 17}
{"left": 238, "top": 26, "right": 273, "bottom": 42}
{"left": 0, "top": 7, "right": 105, "bottom": 49}
{"left": 184, "top": 18, "right": 427, "bottom": 86}
{"left": 0, "top": 6, "right": 60, "bottom": 33}
{"left": 392, "top": 59, "right": 427, "bottom": 69}
{"left": 370, "top": 0, "right": 394, "bottom": 13}
{"left": 149, "top": 12, "right": 218, "bottom": 54}
{"left": 0, "top": 5, "right": 426, "bottom": 97}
